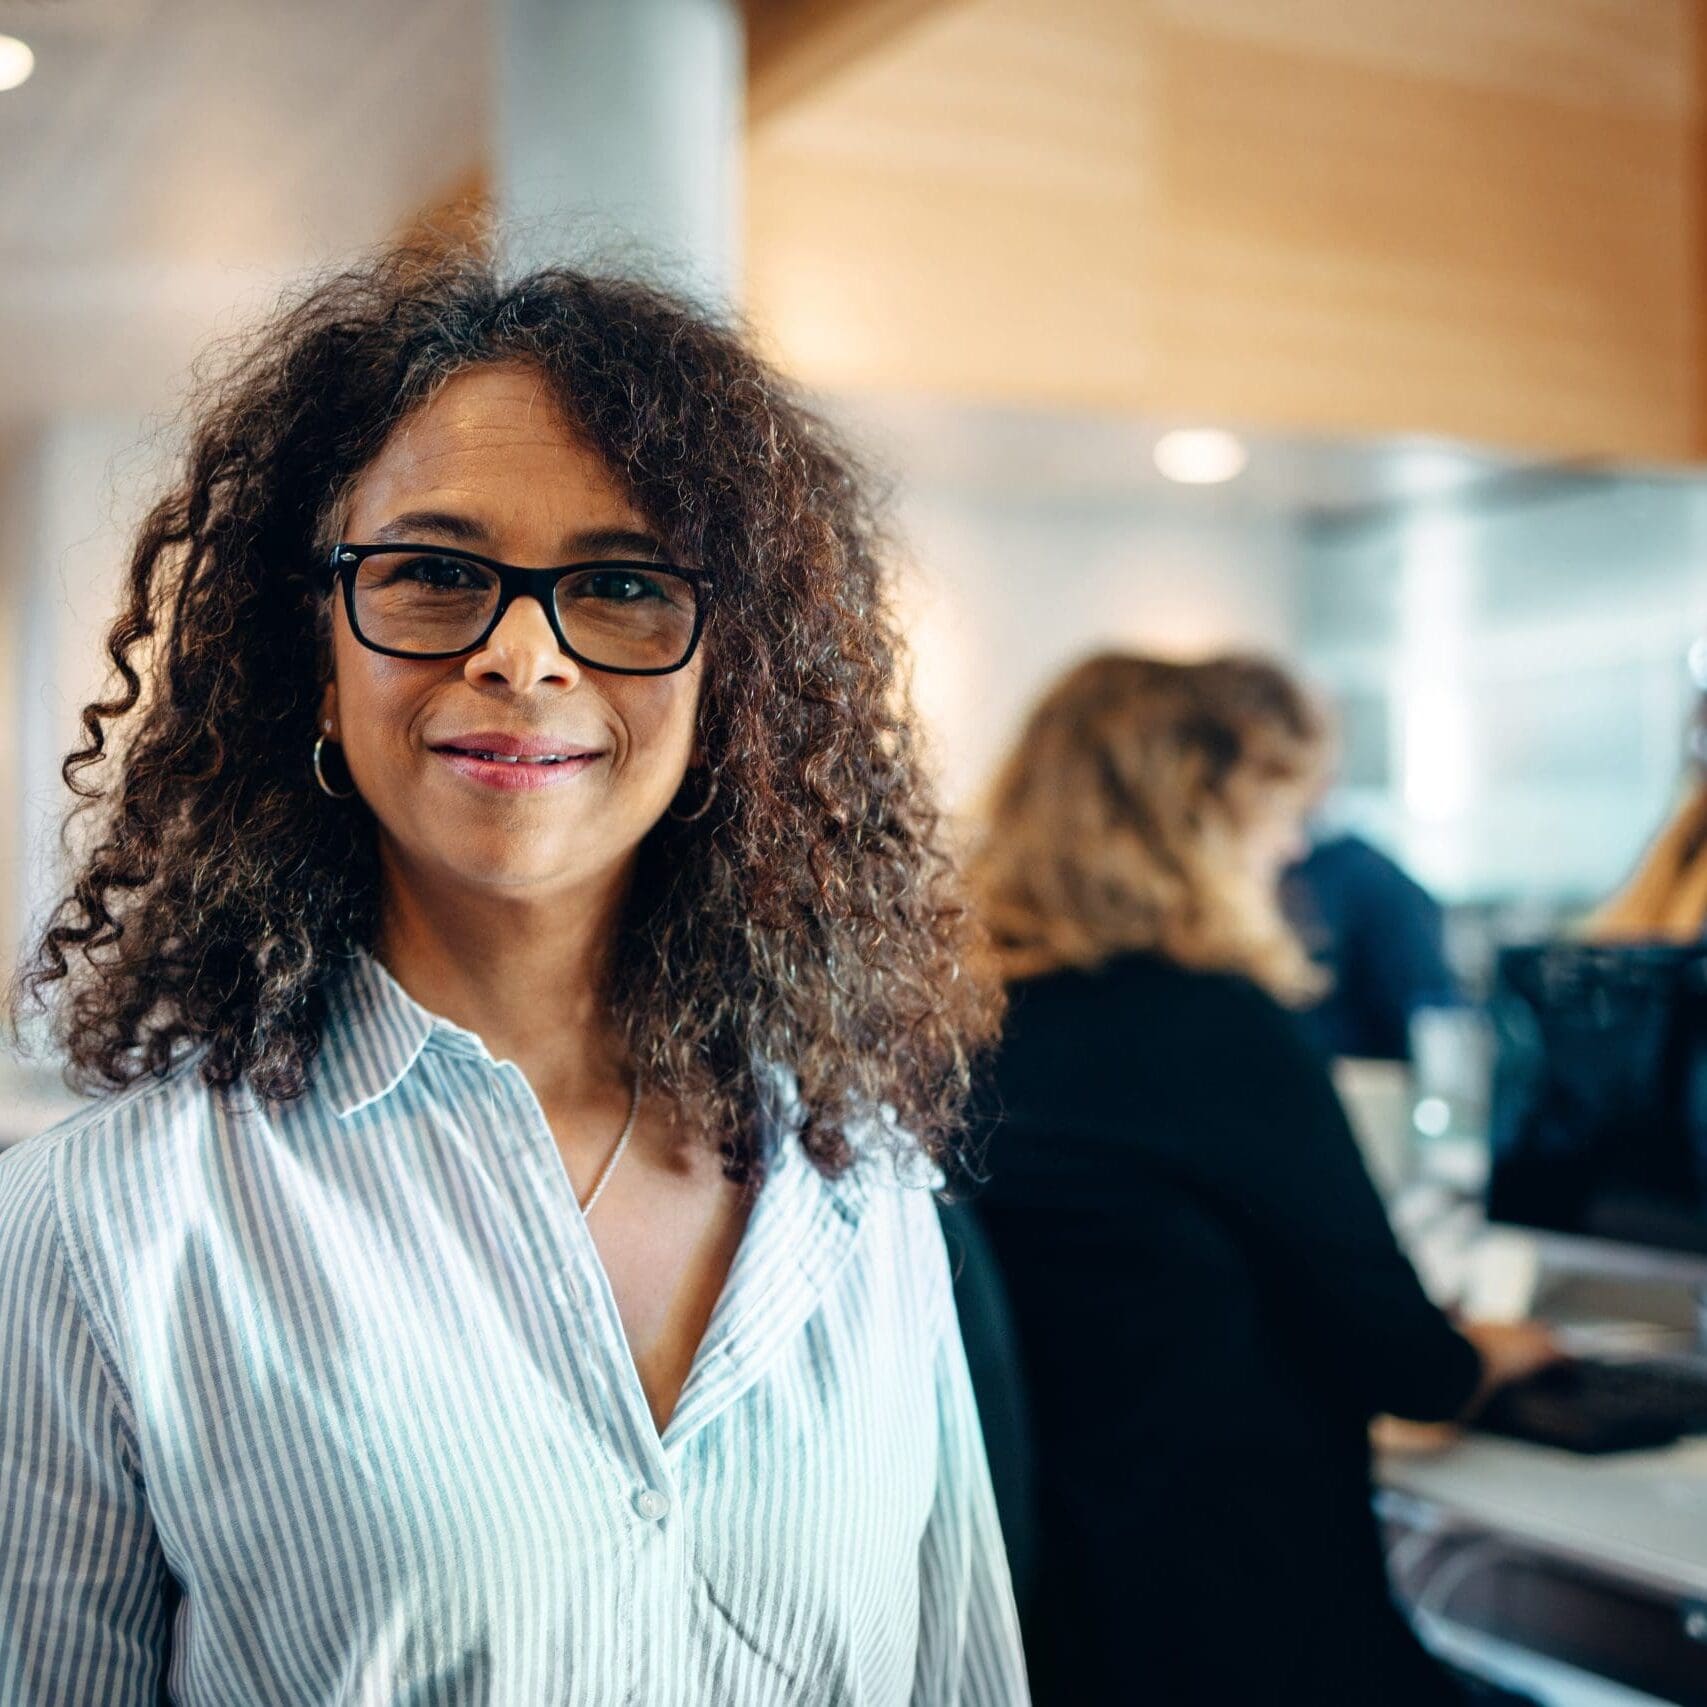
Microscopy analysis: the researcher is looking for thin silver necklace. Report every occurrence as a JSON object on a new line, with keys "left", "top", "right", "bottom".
{"left": 579, "top": 1075, "right": 641, "bottom": 1217}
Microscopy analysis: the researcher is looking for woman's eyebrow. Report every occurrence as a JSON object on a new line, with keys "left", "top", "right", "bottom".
{"left": 366, "top": 515, "right": 668, "bottom": 560}
{"left": 371, "top": 509, "right": 490, "bottom": 546}
{"left": 565, "top": 527, "right": 669, "bottom": 560}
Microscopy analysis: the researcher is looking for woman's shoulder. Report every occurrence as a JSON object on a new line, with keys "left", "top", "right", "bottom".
{"left": 0, "top": 1042, "right": 227, "bottom": 1277}
{"left": 806, "top": 1105, "right": 957, "bottom": 1324}
{"left": 979, "top": 955, "right": 1335, "bottom": 1168}
{"left": 14, "top": 1035, "right": 219, "bottom": 1144}
{"left": 1174, "top": 958, "right": 1313, "bottom": 1035}
{"left": 1006, "top": 951, "right": 1300, "bottom": 1053}
{"left": 766, "top": 1065, "right": 947, "bottom": 1196}
{"left": 1013, "top": 948, "right": 1247, "bottom": 1001}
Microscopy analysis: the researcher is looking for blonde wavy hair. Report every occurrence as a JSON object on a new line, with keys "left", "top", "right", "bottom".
{"left": 1588, "top": 690, "right": 1707, "bottom": 942}
{"left": 1589, "top": 786, "right": 1707, "bottom": 941}
{"left": 969, "top": 652, "right": 1331, "bottom": 1000}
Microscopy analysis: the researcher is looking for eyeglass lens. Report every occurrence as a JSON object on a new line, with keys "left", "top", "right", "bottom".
{"left": 351, "top": 550, "right": 699, "bottom": 671}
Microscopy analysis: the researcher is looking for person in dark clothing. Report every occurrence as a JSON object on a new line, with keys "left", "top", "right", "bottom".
{"left": 1285, "top": 830, "right": 1461, "bottom": 1062}
{"left": 939, "top": 1199, "right": 1037, "bottom": 1608}
{"left": 965, "top": 653, "right": 1556, "bottom": 1707}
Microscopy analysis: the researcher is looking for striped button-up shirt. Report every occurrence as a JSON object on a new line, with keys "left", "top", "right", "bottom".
{"left": 0, "top": 948, "right": 1027, "bottom": 1705}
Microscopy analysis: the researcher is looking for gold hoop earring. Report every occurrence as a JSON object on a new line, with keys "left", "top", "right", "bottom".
{"left": 313, "top": 734, "right": 357, "bottom": 801}
{"left": 668, "top": 770, "right": 719, "bottom": 823}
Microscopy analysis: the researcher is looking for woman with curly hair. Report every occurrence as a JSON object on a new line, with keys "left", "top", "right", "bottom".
{"left": 0, "top": 243, "right": 1023, "bottom": 1706}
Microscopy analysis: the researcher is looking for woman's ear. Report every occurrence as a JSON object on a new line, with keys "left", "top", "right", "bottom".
{"left": 318, "top": 679, "right": 339, "bottom": 742}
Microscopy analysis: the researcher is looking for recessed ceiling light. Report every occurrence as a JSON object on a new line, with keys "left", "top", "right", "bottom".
{"left": 0, "top": 35, "right": 35, "bottom": 92}
{"left": 1153, "top": 427, "right": 1248, "bottom": 486}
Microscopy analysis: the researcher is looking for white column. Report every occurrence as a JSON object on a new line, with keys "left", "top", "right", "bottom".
{"left": 497, "top": 0, "right": 744, "bottom": 307}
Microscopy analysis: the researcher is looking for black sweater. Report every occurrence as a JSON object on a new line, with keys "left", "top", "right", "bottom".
{"left": 966, "top": 952, "right": 1483, "bottom": 1707}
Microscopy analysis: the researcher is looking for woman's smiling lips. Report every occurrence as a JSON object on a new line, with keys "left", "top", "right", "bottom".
{"left": 429, "top": 730, "right": 606, "bottom": 791}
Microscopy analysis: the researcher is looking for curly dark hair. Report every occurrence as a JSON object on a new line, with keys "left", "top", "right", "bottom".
{"left": 8, "top": 240, "right": 1002, "bottom": 1182}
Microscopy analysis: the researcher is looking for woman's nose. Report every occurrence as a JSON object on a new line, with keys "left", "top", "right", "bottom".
{"left": 465, "top": 593, "right": 581, "bottom": 688}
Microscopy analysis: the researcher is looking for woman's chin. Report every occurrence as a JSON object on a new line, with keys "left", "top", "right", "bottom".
{"left": 427, "top": 829, "right": 627, "bottom": 897}
{"left": 373, "top": 810, "right": 575, "bottom": 886}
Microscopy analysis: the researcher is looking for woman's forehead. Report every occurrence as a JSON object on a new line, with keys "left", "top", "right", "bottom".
{"left": 346, "top": 364, "right": 640, "bottom": 535}
{"left": 373, "top": 364, "right": 583, "bottom": 469}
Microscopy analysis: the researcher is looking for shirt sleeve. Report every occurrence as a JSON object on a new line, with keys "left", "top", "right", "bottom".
{"left": 911, "top": 1217, "right": 1030, "bottom": 1707}
{"left": 0, "top": 1139, "right": 172, "bottom": 1704}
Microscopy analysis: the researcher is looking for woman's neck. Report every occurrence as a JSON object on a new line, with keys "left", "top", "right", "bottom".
{"left": 373, "top": 858, "right": 633, "bottom": 1113}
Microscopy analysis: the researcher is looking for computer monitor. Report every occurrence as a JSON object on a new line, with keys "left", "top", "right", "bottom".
{"left": 1485, "top": 942, "right": 1707, "bottom": 1277}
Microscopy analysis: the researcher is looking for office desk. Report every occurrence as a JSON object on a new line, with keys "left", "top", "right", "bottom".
{"left": 1380, "top": 1434, "right": 1707, "bottom": 1600}
{"left": 1377, "top": 1434, "right": 1707, "bottom": 1702}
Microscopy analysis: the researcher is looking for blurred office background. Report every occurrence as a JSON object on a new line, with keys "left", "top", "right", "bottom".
{"left": 4, "top": 2, "right": 1702, "bottom": 978}
{"left": 5, "top": 2, "right": 1707, "bottom": 1699}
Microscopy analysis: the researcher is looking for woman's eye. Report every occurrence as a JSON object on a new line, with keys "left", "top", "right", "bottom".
{"left": 581, "top": 570, "right": 661, "bottom": 602}
{"left": 400, "top": 555, "right": 478, "bottom": 589}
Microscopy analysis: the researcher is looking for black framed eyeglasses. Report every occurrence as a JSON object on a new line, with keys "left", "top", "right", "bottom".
{"left": 325, "top": 543, "right": 714, "bottom": 676}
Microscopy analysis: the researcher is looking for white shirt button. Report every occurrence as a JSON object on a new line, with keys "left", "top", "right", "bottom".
{"left": 634, "top": 1488, "right": 670, "bottom": 1522}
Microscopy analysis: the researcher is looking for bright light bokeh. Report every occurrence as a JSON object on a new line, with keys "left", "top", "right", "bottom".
{"left": 0, "top": 35, "right": 34, "bottom": 92}
{"left": 1153, "top": 428, "right": 1248, "bottom": 486}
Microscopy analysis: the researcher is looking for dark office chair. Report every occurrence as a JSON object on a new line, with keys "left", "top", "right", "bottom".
{"left": 936, "top": 1196, "right": 1036, "bottom": 1610}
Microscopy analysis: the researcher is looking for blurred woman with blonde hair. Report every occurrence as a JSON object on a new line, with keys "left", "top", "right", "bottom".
{"left": 978, "top": 653, "right": 1326, "bottom": 999}
{"left": 965, "top": 651, "right": 1553, "bottom": 1707}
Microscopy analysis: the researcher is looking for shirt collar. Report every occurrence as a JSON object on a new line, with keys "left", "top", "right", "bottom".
{"left": 752, "top": 1062, "right": 875, "bottom": 1223}
{"left": 317, "top": 953, "right": 905, "bottom": 1225}
{"left": 318, "top": 945, "right": 472, "bottom": 1119}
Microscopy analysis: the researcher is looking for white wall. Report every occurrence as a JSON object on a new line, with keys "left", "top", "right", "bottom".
{"left": 894, "top": 491, "right": 1305, "bottom": 809}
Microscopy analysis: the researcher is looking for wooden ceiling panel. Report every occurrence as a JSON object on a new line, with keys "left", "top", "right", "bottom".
{"left": 1146, "top": 0, "right": 1694, "bottom": 117}
{"left": 1144, "top": 18, "right": 1693, "bottom": 456}
{"left": 747, "top": 0, "right": 1151, "bottom": 406}
{"left": 746, "top": 0, "right": 1703, "bottom": 459}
